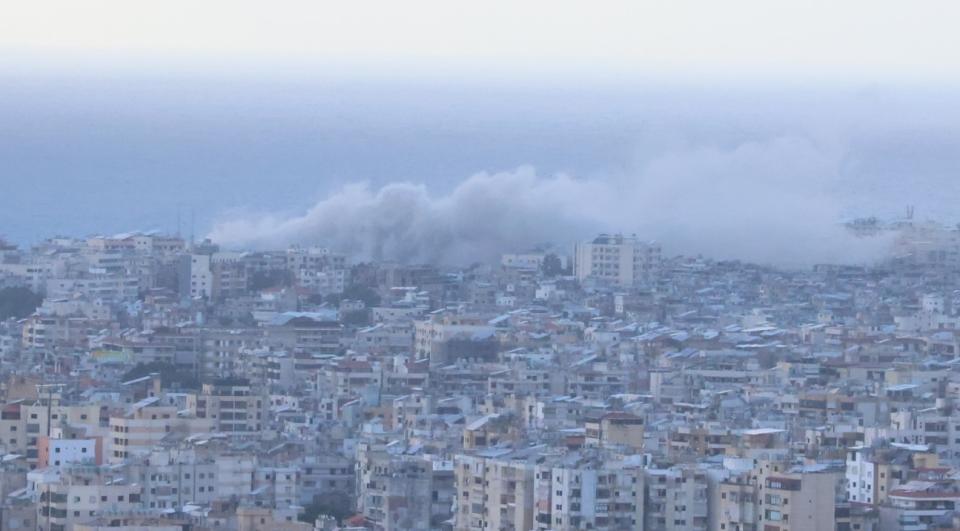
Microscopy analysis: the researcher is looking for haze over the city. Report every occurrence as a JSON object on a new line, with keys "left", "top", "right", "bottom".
{"left": 7, "top": 4, "right": 960, "bottom": 531}
{"left": 3, "top": 1, "right": 960, "bottom": 265}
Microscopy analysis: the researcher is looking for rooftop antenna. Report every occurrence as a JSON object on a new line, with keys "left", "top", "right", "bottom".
{"left": 190, "top": 208, "right": 196, "bottom": 246}
{"left": 906, "top": 205, "right": 915, "bottom": 220}
{"left": 176, "top": 206, "right": 182, "bottom": 238}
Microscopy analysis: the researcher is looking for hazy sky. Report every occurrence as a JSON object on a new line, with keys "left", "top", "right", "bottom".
{"left": 3, "top": 1, "right": 960, "bottom": 82}
{"left": 2, "top": 1, "right": 959, "bottom": 265}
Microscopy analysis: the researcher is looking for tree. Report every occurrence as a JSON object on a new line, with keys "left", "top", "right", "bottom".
{"left": 541, "top": 253, "right": 565, "bottom": 277}
{"left": 0, "top": 287, "right": 42, "bottom": 319}
{"left": 250, "top": 270, "right": 292, "bottom": 291}
{"left": 121, "top": 362, "right": 201, "bottom": 390}
{"left": 328, "top": 284, "right": 381, "bottom": 308}
{"left": 341, "top": 309, "right": 371, "bottom": 326}
{"left": 299, "top": 491, "right": 353, "bottom": 524}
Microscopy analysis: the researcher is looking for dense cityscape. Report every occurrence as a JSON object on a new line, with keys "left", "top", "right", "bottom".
{"left": 0, "top": 217, "right": 955, "bottom": 531}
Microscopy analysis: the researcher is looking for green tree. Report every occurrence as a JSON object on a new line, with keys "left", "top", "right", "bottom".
{"left": 541, "top": 253, "right": 565, "bottom": 277}
{"left": 341, "top": 309, "right": 371, "bottom": 326}
{"left": 0, "top": 287, "right": 42, "bottom": 319}
{"left": 299, "top": 491, "right": 354, "bottom": 524}
{"left": 122, "top": 362, "right": 201, "bottom": 390}
{"left": 328, "top": 284, "right": 381, "bottom": 308}
{"left": 250, "top": 270, "right": 292, "bottom": 291}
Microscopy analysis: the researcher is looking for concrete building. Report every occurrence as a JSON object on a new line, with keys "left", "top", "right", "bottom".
{"left": 186, "top": 378, "right": 266, "bottom": 435}
{"left": 645, "top": 466, "right": 709, "bottom": 531}
{"left": 574, "top": 234, "right": 661, "bottom": 287}
{"left": 453, "top": 449, "right": 540, "bottom": 531}
{"left": 108, "top": 398, "right": 213, "bottom": 463}
{"left": 534, "top": 452, "right": 645, "bottom": 531}
{"left": 753, "top": 461, "right": 843, "bottom": 531}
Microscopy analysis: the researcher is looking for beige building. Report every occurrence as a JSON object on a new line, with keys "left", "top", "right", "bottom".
{"left": 186, "top": 379, "right": 266, "bottom": 435}
{"left": 753, "top": 461, "right": 842, "bottom": 531}
{"left": 573, "top": 234, "right": 661, "bottom": 287}
{"left": 584, "top": 412, "right": 645, "bottom": 450}
{"left": 534, "top": 453, "right": 645, "bottom": 531}
{"left": 7, "top": 400, "right": 104, "bottom": 468}
{"left": 713, "top": 473, "right": 758, "bottom": 531}
{"left": 453, "top": 449, "right": 541, "bottom": 531}
{"left": 236, "top": 506, "right": 312, "bottom": 531}
{"left": 33, "top": 466, "right": 142, "bottom": 531}
{"left": 846, "top": 444, "right": 937, "bottom": 506}
{"left": 645, "top": 466, "right": 709, "bottom": 531}
{"left": 109, "top": 398, "right": 213, "bottom": 463}
{"left": 74, "top": 517, "right": 190, "bottom": 531}
{"left": 356, "top": 439, "right": 454, "bottom": 531}
{"left": 414, "top": 312, "right": 497, "bottom": 367}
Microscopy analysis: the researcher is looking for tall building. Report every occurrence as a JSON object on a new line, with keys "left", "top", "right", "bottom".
{"left": 356, "top": 440, "right": 454, "bottom": 530}
{"left": 534, "top": 453, "right": 645, "bottom": 531}
{"left": 186, "top": 378, "right": 266, "bottom": 435}
{"left": 179, "top": 254, "right": 214, "bottom": 300}
{"left": 574, "top": 234, "right": 661, "bottom": 287}
{"left": 454, "top": 449, "right": 540, "bottom": 531}
{"left": 753, "top": 460, "right": 842, "bottom": 531}
{"left": 644, "top": 466, "right": 709, "bottom": 531}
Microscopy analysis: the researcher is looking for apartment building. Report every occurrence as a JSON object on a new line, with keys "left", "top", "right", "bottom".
{"left": 584, "top": 412, "right": 645, "bottom": 451}
{"left": 880, "top": 478, "right": 960, "bottom": 530}
{"left": 753, "top": 461, "right": 842, "bottom": 531}
{"left": 414, "top": 313, "right": 498, "bottom": 367}
{"left": 713, "top": 472, "right": 758, "bottom": 531}
{"left": 33, "top": 466, "right": 142, "bottom": 531}
{"left": 533, "top": 452, "right": 645, "bottom": 531}
{"left": 357, "top": 447, "right": 454, "bottom": 530}
{"left": 285, "top": 246, "right": 347, "bottom": 294}
{"left": 108, "top": 398, "right": 213, "bottom": 463}
{"left": 846, "top": 444, "right": 938, "bottom": 506}
{"left": 37, "top": 435, "right": 103, "bottom": 468}
{"left": 266, "top": 312, "right": 343, "bottom": 355}
{"left": 179, "top": 254, "right": 214, "bottom": 300}
{"left": 645, "top": 466, "right": 709, "bottom": 531}
{"left": 574, "top": 234, "right": 661, "bottom": 287}
{"left": 453, "top": 449, "right": 540, "bottom": 531}
{"left": 16, "top": 401, "right": 104, "bottom": 468}
{"left": 186, "top": 378, "right": 266, "bottom": 435}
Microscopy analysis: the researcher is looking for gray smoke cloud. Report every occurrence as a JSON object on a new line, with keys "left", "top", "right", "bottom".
{"left": 208, "top": 134, "right": 894, "bottom": 267}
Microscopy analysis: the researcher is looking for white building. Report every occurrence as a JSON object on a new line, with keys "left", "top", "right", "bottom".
{"left": 39, "top": 436, "right": 100, "bottom": 468}
{"left": 180, "top": 254, "right": 214, "bottom": 299}
{"left": 573, "top": 234, "right": 661, "bottom": 287}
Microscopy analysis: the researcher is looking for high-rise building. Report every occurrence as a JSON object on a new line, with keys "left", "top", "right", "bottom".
{"left": 574, "top": 234, "right": 661, "bottom": 287}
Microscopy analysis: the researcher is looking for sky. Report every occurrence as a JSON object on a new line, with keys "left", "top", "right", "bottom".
{"left": 4, "top": 1, "right": 960, "bottom": 81}
{"left": 2, "top": 1, "right": 959, "bottom": 266}
{"left": 0, "top": 0, "right": 960, "bottom": 80}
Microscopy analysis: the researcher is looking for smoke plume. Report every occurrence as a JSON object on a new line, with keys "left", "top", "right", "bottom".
{"left": 208, "top": 135, "right": 893, "bottom": 266}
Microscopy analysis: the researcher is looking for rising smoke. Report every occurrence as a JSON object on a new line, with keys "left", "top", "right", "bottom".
{"left": 207, "top": 135, "right": 893, "bottom": 267}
